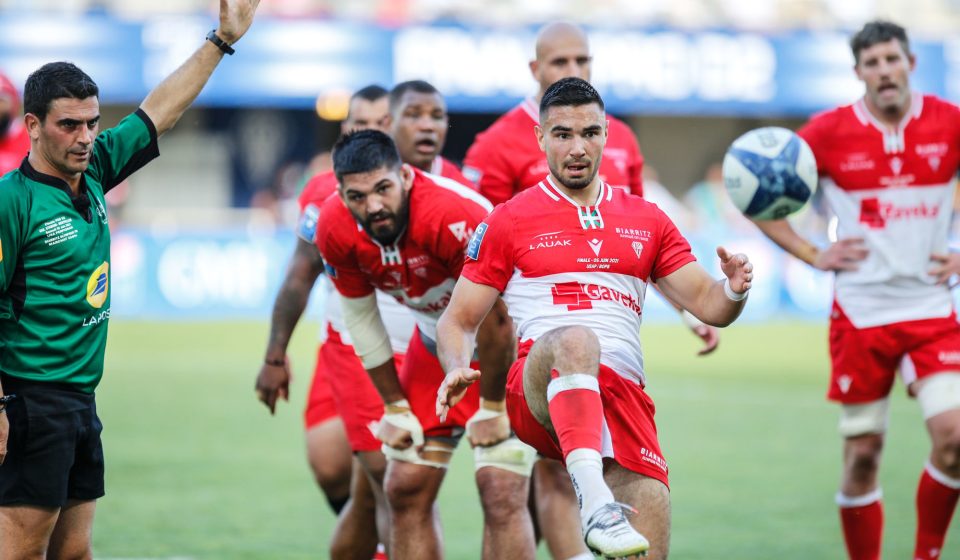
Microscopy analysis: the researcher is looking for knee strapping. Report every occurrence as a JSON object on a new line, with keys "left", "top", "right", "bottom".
{"left": 474, "top": 436, "right": 538, "bottom": 477}
{"left": 382, "top": 442, "right": 453, "bottom": 469}
{"left": 838, "top": 399, "right": 889, "bottom": 437}
{"left": 917, "top": 373, "right": 960, "bottom": 420}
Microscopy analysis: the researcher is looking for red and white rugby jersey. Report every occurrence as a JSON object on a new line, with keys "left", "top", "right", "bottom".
{"left": 315, "top": 168, "right": 493, "bottom": 342}
{"left": 298, "top": 171, "right": 414, "bottom": 352}
{"left": 799, "top": 94, "right": 960, "bottom": 328}
{"left": 463, "top": 97, "right": 644, "bottom": 206}
{"left": 462, "top": 177, "right": 695, "bottom": 384}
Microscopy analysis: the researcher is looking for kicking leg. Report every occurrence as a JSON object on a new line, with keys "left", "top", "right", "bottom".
{"left": 522, "top": 325, "right": 649, "bottom": 558}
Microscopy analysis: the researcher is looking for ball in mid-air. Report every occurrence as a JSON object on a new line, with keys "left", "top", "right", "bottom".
{"left": 722, "top": 127, "right": 818, "bottom": 220}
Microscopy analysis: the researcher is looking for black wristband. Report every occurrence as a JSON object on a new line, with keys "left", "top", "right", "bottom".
{"left": 206, "top": 30, "right": 235, "bottom": 55}
{"left": 264, "top": 358, "right": 285, "bottom": 367}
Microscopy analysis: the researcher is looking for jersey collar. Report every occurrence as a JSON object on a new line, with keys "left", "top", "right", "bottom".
{"left": 539, "top": 175, "right": 612, "bottom": 229}
{"left": 19, "top": 157, "right": 95, "bottom": 222}
{"left": 520, "top": 97, "right": 539, "bottom": 124}
{"left": 852, "top": 91, "right": 924, "bottom": 154}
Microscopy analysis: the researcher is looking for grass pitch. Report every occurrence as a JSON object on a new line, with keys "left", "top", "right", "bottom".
{"left": 91, "top": 320, "right": 956, "bottom": 559}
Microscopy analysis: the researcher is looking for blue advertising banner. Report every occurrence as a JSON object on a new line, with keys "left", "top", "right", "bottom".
{"left": 0, "top": 16, "right": 956, "bottom": 116}
{"left": 108, "top": 228, "right": 835, "bottom": 323}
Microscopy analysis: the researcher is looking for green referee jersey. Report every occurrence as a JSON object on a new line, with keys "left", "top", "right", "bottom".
{"left": 0, "top": 109, "right": 159, "bottom": 393}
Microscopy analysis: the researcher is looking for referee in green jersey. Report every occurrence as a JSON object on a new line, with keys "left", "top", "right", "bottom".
{"left": 0, "top": 1, "right": 260, "bottom": 556}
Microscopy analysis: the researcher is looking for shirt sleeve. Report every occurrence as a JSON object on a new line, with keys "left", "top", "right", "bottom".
{"left": 797, "top": 113, "right": 830, "bottom": 175}
{"left": 0, "top": 183, "right": 24, "bottom": 294}
{"left": 88, "top": 109, "right": 160, "bottom": 193}
{"left": 315, "top": 208, "right": 375, "bottom": 299}
{"left": 464, "top": 133, "right": 517, "bottom": 207}
{"left": 461, "top": 204, "right": 516, "bottom": 292}
{"left": 650, "top": 207, "right": 696, "bottom": 281}
{"left": 431, "top": 196, "right": 491, "bottom": 279}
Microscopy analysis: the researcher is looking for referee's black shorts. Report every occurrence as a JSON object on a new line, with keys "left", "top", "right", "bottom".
{"left": 0, "top": 374, "right": 105, "bottom": 507}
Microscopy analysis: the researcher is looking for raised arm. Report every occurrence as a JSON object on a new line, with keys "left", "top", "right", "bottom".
{"left": 655, "top": 247, "right": 753, "bottom": 328}
{"left": 435, "top": 276, "right": 503, "bottom": 421}
{"left": 140, "top": 0, "right": 259, "bottom": 135}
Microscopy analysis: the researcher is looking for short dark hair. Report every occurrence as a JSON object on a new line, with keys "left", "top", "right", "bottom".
{"left": 850, "top": 20, "right": 911, "bottom": 64}
{"left": 352, "top": 84, "right": 388, "bottom": 103}
{"left": 389, "top": 80, "right": 439, "bottom": 113}
{"left": 23, "top": 62, "right": 98, "bottom": 121}
{"left": 333, "top": 129, "right": 402, "bottom": 184}
{"left": 539, "top": 77, "right": 604, "bottom": 120}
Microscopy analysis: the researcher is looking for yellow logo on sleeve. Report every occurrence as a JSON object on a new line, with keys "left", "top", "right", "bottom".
{"left": 86, "top": 262, "right": 109, "bottom": 308}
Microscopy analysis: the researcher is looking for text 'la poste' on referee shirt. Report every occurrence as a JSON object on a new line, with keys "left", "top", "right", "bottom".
{"left": 0, "top": 109, "right": 159, "bottom": 393}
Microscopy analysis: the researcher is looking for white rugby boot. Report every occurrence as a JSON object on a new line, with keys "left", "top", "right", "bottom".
{"left": 583, "top": 502, "right": 650, "bottom": 559}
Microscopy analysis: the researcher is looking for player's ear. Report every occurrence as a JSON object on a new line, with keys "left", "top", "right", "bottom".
{"left": 529, "top": 59, "right": 539, "bottom": 80}
{"left": 382, "top": 113, "right": 394, "bottom": 131}
{"left": 534, "top": 125, "right": 545, "bottom": 152}
{"left": 24, "top": 113, "right": 41, "bottom": 141}
{"left": 400, "top": 163, "right": 415, "bottom": 192}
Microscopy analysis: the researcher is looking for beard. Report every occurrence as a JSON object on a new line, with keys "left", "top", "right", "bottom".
{"left": 548, "top": 158, "right": 598, "bottom": 190}
{"left": 358, "top": 196, "right": 410, "bottom": 246}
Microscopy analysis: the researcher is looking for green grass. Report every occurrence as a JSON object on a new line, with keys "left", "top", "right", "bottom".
{"left": 90, "top": 321, "right": 957, "bottom": 559}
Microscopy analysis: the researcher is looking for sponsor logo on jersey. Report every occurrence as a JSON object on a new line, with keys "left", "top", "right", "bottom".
{"left": 614, "top": 227, "right": 651, "bottom": 242}
{"left": 297, "top": 204, "right": 321, "bottom": 243}
{"left": 588, "top": 238, "right": 603, "bottom": 257}
{"left": 889, "top": 156, "right": 904, "bottom": 176}
{"left": 839, "top": 153, "right": 876, "bottom": 173}
{"left": 92, "top": 193, "right": 108, "bottom": 224}
{"left": 916, "top": 142, "right": 949, "bottom": 172}
{"left": 640, "top": 447, "right": 668, "bottom": 474}
{"left": 86, "top": 262, "right": 109, "bottom": 308}
{"left": 938, "top": 351, "right": 960, "bottom": 365}
{"left": 529, "top": 231, "right": 573, "bottom": 251}
{"left": 83, "top": 308, "right": 111, "bottom": 327}
{"left": 467, "top": 223, "right": 488, "bottom": 260}
{"left": 323, "top": 262, "right": 337, "bottom": 278}
{"left": 631, "top": 241, "right": 644, "bottom": 259}
{"left": 462, "top": 166, "right": 483, "bottom": 185}
{"left": 550, "top": 281, "right": 642, "bottom": 314}
{"left": 859, "top": 197, "right": 940, "bottom": 229}
{"left": 447, "top": 220, "right": 474, "bottom": 244}
{"left": 837, "top": 374, "right": 853, "bottom": 394}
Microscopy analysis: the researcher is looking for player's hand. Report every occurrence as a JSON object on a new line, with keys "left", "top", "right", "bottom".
{"left": 0, "top": 410, "right": 8, "bottom": 465}
{"left": 680, "top": 310, "right": 719, "bottom": 356}
{"left": 717, "top": 246, "right": 753, "bottom": 294}
{"left": 466, "top": 400, "right": 510, "bottom": 448}
{"left": 375, "top": 403, "right": 423, "bottom": 451}
{"left": 255, "top": 357, "right": 291, "bottom": 415}
{"left": 217, "top": 0, "right": 260, "bottom": 44}
{"left": 813, "top": 238, "right": 868, "bottom": 272}
{"left": 929, "top": 252, "right": 960, "bottom": 286}
{"left": 436, "top": 367, "right": 481, "bottom": 422}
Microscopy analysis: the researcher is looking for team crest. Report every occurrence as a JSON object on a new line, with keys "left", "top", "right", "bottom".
{"left": 631, "top": 241, "right": 643, "bottom": 259}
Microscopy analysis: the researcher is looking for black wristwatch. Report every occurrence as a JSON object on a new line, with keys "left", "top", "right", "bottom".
{"left": 206, "top": 30, "right": 235, "bottom": 56}
{"left": 0, "top": 394, "right": 17, "bottom": 413}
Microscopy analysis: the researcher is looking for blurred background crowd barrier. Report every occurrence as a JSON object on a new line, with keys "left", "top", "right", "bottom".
{"left": 4, "top": 4, "right": 960, "bottom": 321}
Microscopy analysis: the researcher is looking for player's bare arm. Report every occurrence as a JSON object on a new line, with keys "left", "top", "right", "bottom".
{"left": 655, "top": 247, "right": 752, "bottom": 328}
{"left": 435, "top": 277, "right": 502, "bottom": 422}
{"left": 468, "top": 297, "right": 514, "bottom": 447}
{"left": 753, "top": 218, "right": 868, "bottom": 271}
{"left": 140, "top": 0, "right": 260, "bottom": 136}
{"left": 255, "top": 238, "right": 324, "bottom": 414}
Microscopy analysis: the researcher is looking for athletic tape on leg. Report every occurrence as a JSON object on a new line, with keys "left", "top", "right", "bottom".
{"left": 917, "top": 373, "right": 960, "bottom": 420}
{"left": 474, "top": 436, "right": 538, "bottom": 477}
{"left": 838, "top": 399, "right": 889, "bottom": 437}
{"left": 376, "top": 409, "right": 450, "bottom": 469}
{"left": 546, "top": 373, "right": 600, "bottom": 402}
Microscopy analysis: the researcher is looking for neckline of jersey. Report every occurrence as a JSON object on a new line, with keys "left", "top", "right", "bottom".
{"left": 18, "top": 157, "right": 91, "bottom": 204}
{"left": 542, "top": 174, "right": 609, "bottom": 209}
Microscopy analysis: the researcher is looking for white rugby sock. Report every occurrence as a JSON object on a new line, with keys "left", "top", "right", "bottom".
{"left": 566, "top": 448, "right": 616, "bottom": 528}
